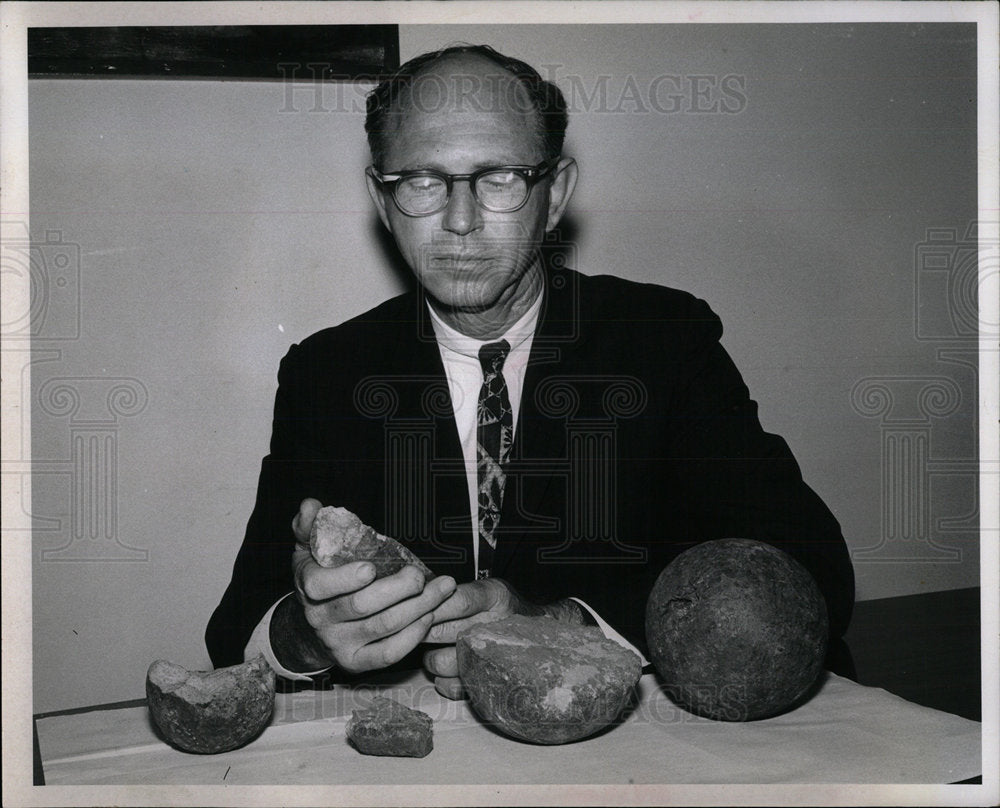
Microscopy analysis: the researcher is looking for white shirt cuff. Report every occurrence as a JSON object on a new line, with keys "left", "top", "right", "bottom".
{"left": 244, "top": 593, "right": 333, "bottom": 682}
{"left": 569, "top": 597, "right": 650, "bottom": 667}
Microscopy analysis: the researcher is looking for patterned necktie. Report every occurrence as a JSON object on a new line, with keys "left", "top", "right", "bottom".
{"left": 476, "top": 340, "right": 513, "bottom": 580}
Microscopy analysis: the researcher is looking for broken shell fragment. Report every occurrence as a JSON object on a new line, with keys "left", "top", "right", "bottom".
{"left": 146, "top": 655, "right": 276, "bottom": 754}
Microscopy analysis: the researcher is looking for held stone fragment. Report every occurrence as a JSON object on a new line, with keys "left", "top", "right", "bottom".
{"left": 457, "top": 615, "right": 642, "bottom": 745}
{"left": 346, "top": 696, "right": 434, "bottom": 757}
{"left": 309, "top": 505, "right": 434, "bottom": 579}
{"left": 145, "top": 655, "right": 276, "bottom": 754}
{"left": 645, "top": 538, "right": 829, "bottom": 721}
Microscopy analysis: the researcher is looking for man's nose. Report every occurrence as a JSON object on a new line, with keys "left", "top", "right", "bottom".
{"left": 441, "top": 180, "right": 483, "bottom": 236}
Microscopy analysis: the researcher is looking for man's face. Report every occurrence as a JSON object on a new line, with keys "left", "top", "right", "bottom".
{"left": 367, "top": 55, "right": 576, "bottom": 331}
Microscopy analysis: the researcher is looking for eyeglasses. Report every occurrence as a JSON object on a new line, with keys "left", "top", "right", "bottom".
{"left": 367, "top": 158, "right": 559, "bottom": 217}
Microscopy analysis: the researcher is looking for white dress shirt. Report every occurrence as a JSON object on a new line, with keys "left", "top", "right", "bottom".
{"left": 425, "top": 291, "right": 541, "bottom": 574}
{"left": 245, "top": 290, "right": 646, "bottom": 679}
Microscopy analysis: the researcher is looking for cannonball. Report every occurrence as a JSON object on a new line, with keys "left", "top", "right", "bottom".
{"left": 645, "top": 539, "right": 828, "bottom": 721}
{"left": 146, "top": 655, "right": 276, "bottom": 753}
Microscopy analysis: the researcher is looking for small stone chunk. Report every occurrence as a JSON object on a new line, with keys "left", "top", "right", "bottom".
{"left": 457, "top": 615, "right": 642, "bottom": 745}
{"left": 346, "top": 696, "right": 433, "bottom": 758}
{"left": 310, "top": 506, "right": 434, "bottom": 579}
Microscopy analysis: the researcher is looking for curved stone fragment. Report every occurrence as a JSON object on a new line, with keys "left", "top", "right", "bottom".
{"left": 146, "top": 655, "right": 276, "bottom": 754}
{"left": 309, "top": 506, "right": 434, "bottom": 579}
{"left": 457, "top": 615, "right": 641, "bottom": 744}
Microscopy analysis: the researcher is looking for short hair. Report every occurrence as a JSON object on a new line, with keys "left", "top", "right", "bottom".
{"left": 365, "top": 44, "right": 568, "bottom": 169}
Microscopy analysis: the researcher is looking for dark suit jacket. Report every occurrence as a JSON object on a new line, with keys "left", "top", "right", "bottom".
{"left": 206, "top": 266, "right": 855, "bottom": 669}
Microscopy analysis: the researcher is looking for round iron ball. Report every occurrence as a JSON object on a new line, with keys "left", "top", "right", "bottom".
{"left": 645, "top": 538, "right": 828, "bottom": 721}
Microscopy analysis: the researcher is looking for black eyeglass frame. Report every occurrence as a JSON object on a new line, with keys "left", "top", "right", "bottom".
{"left": 367, "top": 158, "right": 560, "bottom": 217}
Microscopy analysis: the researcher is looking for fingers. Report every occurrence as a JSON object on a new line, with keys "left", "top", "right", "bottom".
{"left": 330, "top": 566, "right": 427, "bottom": 620}
{"left": 427, "top": 579, "right": 493, "bottom": 625}
{"left": 433, "top": 676, "right": 465, "bottom": 700}
{"left": 425, "top": 579, "right": 509, "bottom": 643}
{"left": 323, "top": 574, "right": 454, "bottom": 673}
{"left": 297, "top": 555, "right": 376, "bottom": 602}
{"left": 425, "top": 610, "right": 506, "bottom": 644}
{"left": 292, "top": 498, "right": 323, "bottom": 543}
{"left": 347, "top": 612, "right": 436, "bottom": 673}
{"left": 317, "top": 568, "right": 455, "bottom": 624}
{"left": 423, "top": 646, "right": 459, "bottom": 678}
{"left": 304, "top": 571, "right": 457, "bottom": 673}
{"left": 286, "top": 500, "right": 460, "bottom": 675}
{"left": 339, "top": 574, "right": 456, "bottom": 638}
{"left": 424, "top": 647, "right": 465, "bottom": 699}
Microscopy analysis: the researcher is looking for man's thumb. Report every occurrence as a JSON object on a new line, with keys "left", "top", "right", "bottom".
{"left": 292, "top": 498, "right": 323, "bottom": 542}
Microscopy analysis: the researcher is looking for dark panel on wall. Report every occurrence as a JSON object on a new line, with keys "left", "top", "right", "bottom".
{"left": 28, "top": 25, "right": 399, "bottom": 79}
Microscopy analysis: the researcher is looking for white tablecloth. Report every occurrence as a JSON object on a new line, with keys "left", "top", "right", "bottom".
{"left": 36, "top": 669, "right": 981, "bottom": 785}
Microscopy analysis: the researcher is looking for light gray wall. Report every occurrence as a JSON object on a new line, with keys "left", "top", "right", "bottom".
{"left": 30, "top": 23, "right": 978, "bottom": 712}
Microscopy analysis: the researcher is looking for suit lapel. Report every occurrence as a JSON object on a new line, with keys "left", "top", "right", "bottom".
{"left": 403, "top": 291, "right": 475, "bottom": 581}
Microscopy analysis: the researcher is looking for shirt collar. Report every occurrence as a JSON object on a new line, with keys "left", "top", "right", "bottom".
{"left": 426, "top": 287, "right": 543, "bottom": 360}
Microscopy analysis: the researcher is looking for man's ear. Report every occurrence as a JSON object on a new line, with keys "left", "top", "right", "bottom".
{"left": 365, "top": 168, "right": 394, "bottom": 233}
{"left": 545, "top": 157, "right": 579, "bottom": 233}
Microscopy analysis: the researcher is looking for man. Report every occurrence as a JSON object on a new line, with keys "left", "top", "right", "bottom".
{"left": 206, "top": 45, "right": 855, "bottom": 698}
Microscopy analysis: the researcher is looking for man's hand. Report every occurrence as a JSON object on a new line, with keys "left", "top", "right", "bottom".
{"left": 270, "top": 498, "right": 456, "bottom": 675}
{"left": 422, "top": 577, "right": 587, "bottom": 699}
